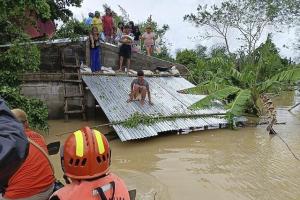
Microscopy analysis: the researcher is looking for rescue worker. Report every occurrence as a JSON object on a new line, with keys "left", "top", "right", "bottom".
{"left": 0, "top": 99, "right": 29, "bottom": 197}
{"left": 2, "top": 109, "right": 55, "bottom": 200}
{"left": 50, "top": 127, "right": 130, "bottom": 200}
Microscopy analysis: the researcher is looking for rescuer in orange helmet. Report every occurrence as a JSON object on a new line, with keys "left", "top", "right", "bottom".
{"left": 50, "top": 127, "right": 130, "bottom": 200}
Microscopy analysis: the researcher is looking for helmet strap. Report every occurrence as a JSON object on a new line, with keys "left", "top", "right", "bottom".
{"left": 63, "top": 174, "right": 71, "bottom": 184}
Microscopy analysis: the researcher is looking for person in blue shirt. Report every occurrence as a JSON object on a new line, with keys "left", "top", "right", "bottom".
{"left": 85, "top": 12, "right": 94, "bottom": 26}
{"left": 0, "top": 98, "right": 29, "bottom": 195}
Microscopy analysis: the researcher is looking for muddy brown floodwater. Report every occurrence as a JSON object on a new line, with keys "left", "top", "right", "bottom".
{"left": 46, "top": 90, "right": 300, "bottom": 200}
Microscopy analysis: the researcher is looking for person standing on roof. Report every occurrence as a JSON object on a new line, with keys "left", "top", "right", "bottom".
{"left": 127, "top": 70, "right": 153, "bottom": 106}
{"left": 92, "top": 11, "right": 104, "bottom": 39}
{"left": 102, "top": 8, "right": 114, "bottom": 43}
{"left": 128, "top": 21, "right": 135, "bottom": 35}
{"left": 2, "top": 109, "right": 55, "bottom": 200}
{"left": 49, "top": 127, "right": 130, "bottom": 200}
{"left": 141, "top": 25, "right": 155, "bottom": 56}
{"left": 118, "top": 25, "right": 133, "bottom": 72}
{"left": 114, "top": 21, "right": 124, "bottom": 44}
{"left": 0, "top": 99, "right": 29, "bottom": 197}
{"left": 89, "top": 26, "right": 102, "bottom": 72}
{"left": 132, "top": 26, "right": 141, "bottom": 53}
{"left": 85, "top": 12, "right": 94, "bottom": 26}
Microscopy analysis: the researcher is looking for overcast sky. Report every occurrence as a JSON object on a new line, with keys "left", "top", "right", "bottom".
{"left": 71, "top": 0, "right": 298, "bottom": 60}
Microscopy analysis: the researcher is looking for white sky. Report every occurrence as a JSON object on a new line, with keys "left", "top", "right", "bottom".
{"left": 70, "top": 0, "right": 298, "bottom": 60}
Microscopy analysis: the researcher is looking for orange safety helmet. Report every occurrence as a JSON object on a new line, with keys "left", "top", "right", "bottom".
{"left": 61, "top": 126, "right": 111, "bottom": 180}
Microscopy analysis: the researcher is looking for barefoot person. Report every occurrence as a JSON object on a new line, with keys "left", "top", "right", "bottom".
{"left": 127, "top": 70, "right": 153, "bottom": 106}
{"left": 118, "top": 25, "right": 133, "bottom": 72}
{"left": 89, "top": 26, "right": 102, "bottom": 72}
{"left": 141, "top": 25, "right": 155, "bottom": 56}
{"left": 102, "top": 8, "right": 114, "bottom": 43}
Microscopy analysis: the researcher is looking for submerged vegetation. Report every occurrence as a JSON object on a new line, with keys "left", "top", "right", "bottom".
{"left": 119, "top": 112, "right": 225, "bottom": 128}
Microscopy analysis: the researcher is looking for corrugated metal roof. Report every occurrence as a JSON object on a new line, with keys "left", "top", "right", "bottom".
{"left": 82, "top": 75, "right": 227, "bottom": 141}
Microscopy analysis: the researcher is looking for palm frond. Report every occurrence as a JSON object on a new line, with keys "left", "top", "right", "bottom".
{"left": 226, "top": 89, "right": 251, "bottom": 116}
{"left": 229, "top": 67, "right": 242, "bottom": 81}
{"left": 258, "top": 79, "right": 281, "bottom": 93}
{"left": 270, "top": 68, "right": 300, "bottom": 82}
{"left": 179, "top": 81, "right": 228, "bottom": 95}
{"left": 258, "top": 68, "right": 300, "bottom": 93}
{"left": 189, "top": 86, "right": 241, "bottom": 109}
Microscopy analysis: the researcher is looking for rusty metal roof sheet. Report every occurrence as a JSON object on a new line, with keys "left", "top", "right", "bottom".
{"left": 82, "top": 75, "right": 227, "bottom": 141}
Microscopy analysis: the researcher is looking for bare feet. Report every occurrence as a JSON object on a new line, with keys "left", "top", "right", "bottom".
{"left": 140, "top": 99, "right": 145, "bottom": 106}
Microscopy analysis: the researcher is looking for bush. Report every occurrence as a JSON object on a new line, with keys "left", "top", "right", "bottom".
{"left": 0, "top": 87, "right": 48, "bottom": 132}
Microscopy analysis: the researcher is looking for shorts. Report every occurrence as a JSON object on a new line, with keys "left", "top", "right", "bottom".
{"left": 119, "top": 44, "right": 131, "bottom": 59}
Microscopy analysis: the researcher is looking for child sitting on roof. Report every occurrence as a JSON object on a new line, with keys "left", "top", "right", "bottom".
{"left": 127, "top": 70, "right": 153, "bottom": 106}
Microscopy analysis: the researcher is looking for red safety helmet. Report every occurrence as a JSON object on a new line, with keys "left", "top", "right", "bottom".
{"left": 61, "top": 126, "right": 111, "bottom": 180}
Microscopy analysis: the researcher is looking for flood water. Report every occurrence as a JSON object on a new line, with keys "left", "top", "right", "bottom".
{"left": 46, "top": 90, "right": 300, "bottom": 200}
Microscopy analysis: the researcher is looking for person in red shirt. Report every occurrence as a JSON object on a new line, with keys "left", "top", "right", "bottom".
{"left": 102, "top": 8, "right": 115, "bottom": 43}
{"left": 3, "top": 109, "right": 55, "bottom": 200}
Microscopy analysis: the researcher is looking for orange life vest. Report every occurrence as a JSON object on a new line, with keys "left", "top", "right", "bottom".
{"left": 51, "top": 173, "right": 130, "bottom": 200}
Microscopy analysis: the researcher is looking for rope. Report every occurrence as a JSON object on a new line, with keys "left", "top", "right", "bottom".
{"left": 288, "top": 102, "right": 300, "bottom": 112}
{"left": 275, "top": 134, "right": 300, "bottom": 161}
{"left": 260, "top": 95, "right": 299, "bottom": 161}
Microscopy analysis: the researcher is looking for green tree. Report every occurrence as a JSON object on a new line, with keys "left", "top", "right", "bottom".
{"left": 183, "top": 65, "right": 300, "bottom": 121}
{"left": 178, "top": 36, "right": 300, "bottom": 124}
{"left": 54, "top": 19, "right": 90, "bottom": 41}
{"left": 138, "top": 18, "right": 173, "bottom": 61}
{"left": 184, "top": 0, "right": 300, "bottom": 55}
{"left": 0, "top": 0, "right": 82, "bottom": 131}
{"left": 176, "top": 49, "right": 198, "bottom": 67}
{"left": 176, "top": 45, "right": 235, "bottom": 84}
{"left": 182, "top": 56, "right": 300, "bottom": 125}
{"left": 47, "top": 0, "right": 83, "bottom": 22}
{"left": 195, "top": 44, "right": 207, "bottom": 59}
{"left": 251, "top": 34, "right": 287, "bottom": 81}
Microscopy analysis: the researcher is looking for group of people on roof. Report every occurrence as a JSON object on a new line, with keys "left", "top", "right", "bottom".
{"left": 0, "top": 98, "right": 131, "bottom": 200}
{"left": 85, "top": 8, "right": 156, "bottom": 73}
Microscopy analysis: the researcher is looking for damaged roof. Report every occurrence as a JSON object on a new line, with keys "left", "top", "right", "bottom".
{"left": 82, "top": 75, "right": 227, "bottom": 141}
